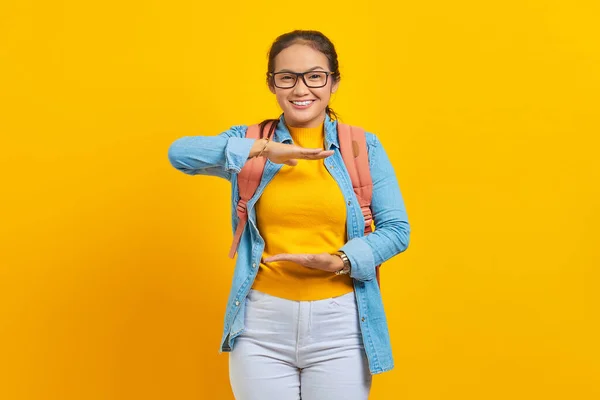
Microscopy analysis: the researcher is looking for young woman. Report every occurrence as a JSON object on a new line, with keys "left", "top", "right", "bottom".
{"left": 168, "top": 30, "right": 410, "bottom": 400}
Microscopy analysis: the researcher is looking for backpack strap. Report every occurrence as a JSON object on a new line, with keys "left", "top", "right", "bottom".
{"left": 337, "top": 122, "right": 373, "bottom": 233}
{"left": 228, "top": 121, "right": 276, "bottom": 258}
{"left": 337, "top": 122, "right": 381, "bottom": 286}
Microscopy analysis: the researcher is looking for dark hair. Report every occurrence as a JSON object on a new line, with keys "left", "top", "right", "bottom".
{"left": 260, "top": 30, "right": 341, "bottom": 138}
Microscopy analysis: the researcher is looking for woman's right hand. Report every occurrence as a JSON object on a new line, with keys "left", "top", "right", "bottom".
{"left": 250, "top": 138, "right": 334, "bottom": 166}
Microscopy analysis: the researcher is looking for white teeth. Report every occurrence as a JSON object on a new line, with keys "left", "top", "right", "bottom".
{"left": 292, "top": 100, "right": 313, "bottom": 106}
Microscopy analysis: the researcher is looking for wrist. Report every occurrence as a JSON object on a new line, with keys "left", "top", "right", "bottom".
{"left": 259, "top": 138, "right": 270, "bottom": 157}
{"left": 332, "top": 251, "right": 351, "bottom": 275}
{"left": 331, "top": 253, "right": 344, "bottom": 270}
{"left": 249, "top": 138, "right": 269, "bottom": 158}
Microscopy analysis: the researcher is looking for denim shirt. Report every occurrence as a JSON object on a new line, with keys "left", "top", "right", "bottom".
{"left": 167, "top": 113, "right": 410, "bottom": 374}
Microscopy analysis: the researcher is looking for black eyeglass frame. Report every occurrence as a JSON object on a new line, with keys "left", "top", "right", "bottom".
{"left": 267, "top": 70, "right": 335, "bottom": 89}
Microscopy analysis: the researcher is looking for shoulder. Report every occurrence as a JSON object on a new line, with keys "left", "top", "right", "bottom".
{"left": 223, "top": 119, "right": 281, "bottom": 139}
{"left": 364, "top": 131, "right": 385, "bottom": 169}
{"left": 219, "top": 124, "right": 249, "bottom": 139}
{"left": 364, "top": 131, "right": 380, "bottom": 148}
{"left": 337, "top": 121, "right": 380, "bottom": 147}
{"left": 337, "top": 121, "right": 383, "bottom": 161}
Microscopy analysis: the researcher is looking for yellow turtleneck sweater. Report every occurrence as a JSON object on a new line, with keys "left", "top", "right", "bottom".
{"left": 251, "top": 121, "right": 354, "bottom": 301}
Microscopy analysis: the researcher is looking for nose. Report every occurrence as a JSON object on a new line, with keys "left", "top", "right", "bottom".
{"left": 292, "top": 76, "right": 310, "bottom": 96}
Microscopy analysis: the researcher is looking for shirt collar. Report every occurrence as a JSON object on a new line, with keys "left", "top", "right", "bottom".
{"left": 274, "top": 113, "right": 339, "bottom": 149}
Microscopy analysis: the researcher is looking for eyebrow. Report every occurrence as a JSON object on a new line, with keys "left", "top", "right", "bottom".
{"left": 274, "top": 66, "right": 327, "bottom": 73}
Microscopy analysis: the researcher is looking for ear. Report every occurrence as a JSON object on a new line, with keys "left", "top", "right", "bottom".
{"left": 268, "top": 83, "right": 276, "bottom": 94}
{"left": 331, "top": 79, "right": 340, "bottom": 94}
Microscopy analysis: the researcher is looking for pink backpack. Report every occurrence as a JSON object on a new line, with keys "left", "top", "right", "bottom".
{"left": 228, "top": 120, "right": 381, "bottom": 287}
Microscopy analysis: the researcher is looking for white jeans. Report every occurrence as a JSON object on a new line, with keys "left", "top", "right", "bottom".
{"left": 229, "top": 289, "right": 372, "bottom": 400}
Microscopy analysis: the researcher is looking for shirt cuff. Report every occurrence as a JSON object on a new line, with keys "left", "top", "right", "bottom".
{"left": 340, "top": 237, "right": 376, "bottom": 282}
{"left": 224, "top": 137, "right": 256, "bottom": 173}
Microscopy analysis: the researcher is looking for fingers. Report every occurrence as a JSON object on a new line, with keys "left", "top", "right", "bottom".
{"left": 279, "top": 149, "right": 333, "bottom": 165}
{"left": 263, "top": 253, "right": 321, "bottom": 264}
{"left": 299, "top": 149, "right": 335, "bottom": 160}
{"left": 264, "top": 254, "right": 295, "bottom": 263}
{"left": 301, "top": 148, "right": 324, "bottom": 154}
{"left": 264, "top": 253, "right": 336, "bottom": 271}
{"left": 264, "top": 253, "right": 312, "bottom": 264}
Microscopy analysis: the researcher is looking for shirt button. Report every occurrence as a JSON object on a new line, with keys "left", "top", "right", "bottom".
{"left": 361, "top": 317, "right": 366, "bottom": 322}
{"left": 347, "top": 200, "right": 351, "bottom": 206}
{"left": 235, "top": 301, "right": 240, "bottom": 306}
{"left": 252, "top": 263, "right": 257, "bottom": 268}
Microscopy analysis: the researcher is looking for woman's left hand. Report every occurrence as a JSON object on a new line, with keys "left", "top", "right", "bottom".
{"left": 263, "top": 252, "right": 344, "bottom": 273}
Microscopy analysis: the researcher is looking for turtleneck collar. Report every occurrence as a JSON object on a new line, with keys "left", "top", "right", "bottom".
{"left": 273, "top": 113, "right": 340, "bottom": 150}
{"left": 285, "top": 120, "right": 325, "bottom": 148}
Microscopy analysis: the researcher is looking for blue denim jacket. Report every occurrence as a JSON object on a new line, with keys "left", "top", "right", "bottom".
{"left": 167, "top": 114, "right": 410, "bottom": 374}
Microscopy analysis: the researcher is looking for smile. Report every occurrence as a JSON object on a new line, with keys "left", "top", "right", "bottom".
{"left": 290, "top": 100, "right": 315, "bottom": 108}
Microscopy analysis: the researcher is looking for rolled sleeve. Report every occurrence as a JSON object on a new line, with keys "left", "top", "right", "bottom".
{"left": 340, "top": 237, "right": 377, "bottom": 281}
{"left": 224, "top": 137, "right": 256, "bottom": 173}
{"left": 167, "top": 125, "right": 252, "bottom": 179}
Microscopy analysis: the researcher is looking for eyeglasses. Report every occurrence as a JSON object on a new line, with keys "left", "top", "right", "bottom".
{"left": 268, "top": 70, "right": 335, "bottom": 89}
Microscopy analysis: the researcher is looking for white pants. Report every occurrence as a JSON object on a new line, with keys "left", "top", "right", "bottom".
{"left": 229, "top": 289, "right": 372, "bottom": 400}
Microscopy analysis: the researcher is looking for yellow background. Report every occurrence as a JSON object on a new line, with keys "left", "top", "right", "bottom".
{"left": 1, "top": 0, "right": 599, "bottom": 399}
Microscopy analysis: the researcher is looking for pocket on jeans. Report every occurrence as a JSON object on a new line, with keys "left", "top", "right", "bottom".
{"left": 246, "top": 289, "right": 270, "bottom": 306}
{"left": 329, "top": 292, "right": 358, "bottom": 312}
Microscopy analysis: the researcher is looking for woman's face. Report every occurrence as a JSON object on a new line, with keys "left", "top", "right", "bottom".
{"left": 270, "top": 43, "right": 339, "bottom": 128}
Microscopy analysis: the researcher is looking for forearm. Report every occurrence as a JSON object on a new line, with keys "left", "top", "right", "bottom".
{"left": 167, "top": 126, "right": 254, "bottom": 178}
{"left": 341, "top": 221, "right": 410, "bottom": 281}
